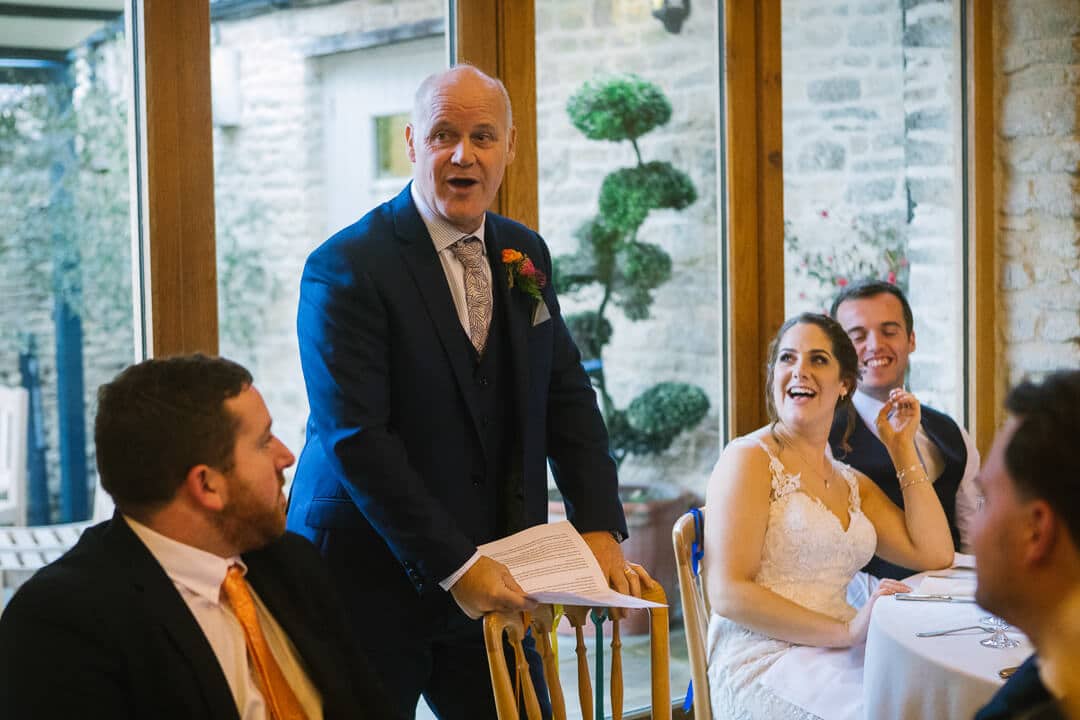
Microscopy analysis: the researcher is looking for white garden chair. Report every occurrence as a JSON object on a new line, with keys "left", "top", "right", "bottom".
{"left": 0, "top": 384, "right": 110, "bottom": 607}
{"left": 0, "top": 386, "right": 28, "bottom": 527}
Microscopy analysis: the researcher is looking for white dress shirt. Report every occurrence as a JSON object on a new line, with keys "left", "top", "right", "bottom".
{"left": 125, "top": 517, "right": 323, "bottom": 720}
{"left": 409, "top": 184, "right": 486, "bottom": 592}
{"left": 850, "top": 390, "right": 981, "bottom": 551}
{"left": 411, "top": 183, "right": 493, "bottom": 343}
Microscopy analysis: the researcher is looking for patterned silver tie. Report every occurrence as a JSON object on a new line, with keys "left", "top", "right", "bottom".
{"left": 449, "top": 236, "right": 491, "bottom": 354}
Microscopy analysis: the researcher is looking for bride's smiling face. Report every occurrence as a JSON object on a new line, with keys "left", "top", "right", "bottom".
{"left": 770, "top": 322, "right": 852, "bottom": 427}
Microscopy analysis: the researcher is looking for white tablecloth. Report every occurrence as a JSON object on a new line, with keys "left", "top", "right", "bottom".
{"left": 863, "top": 572, "right": 1033, "bottom": 720}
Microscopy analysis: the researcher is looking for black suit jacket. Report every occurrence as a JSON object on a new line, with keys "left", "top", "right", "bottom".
{"left": 975, "top": 655, "right": 1065, "bottom": 720}
{"left": 0, "top": 516, "right": 400, "bottom": 720}
{"left": 830, "top": 402, "right": 966, "bottom": 578}
{"left": 286, "top": 185, "right": 625, "bottom": 602}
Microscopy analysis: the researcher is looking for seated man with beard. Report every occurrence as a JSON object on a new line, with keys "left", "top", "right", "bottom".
{"left": 0, "top": 355, "right": 398, "bottom": 720}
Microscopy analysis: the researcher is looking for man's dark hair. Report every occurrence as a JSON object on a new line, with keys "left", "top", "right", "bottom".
{"left": 765, "top": 312, "right": 861, "bottom": 452}
{"left": 830, "top": 280, "right": 915, "bottom": 335}
{"left": 1003, "top": 369, "right": 1080, "bottom": 543}
{"left": 94, "top": 354, "right": 252, "bottom": 515}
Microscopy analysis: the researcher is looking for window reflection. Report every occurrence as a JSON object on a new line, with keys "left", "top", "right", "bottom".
{"left": 0, "top": 30, "right": 135, "bottom": 525}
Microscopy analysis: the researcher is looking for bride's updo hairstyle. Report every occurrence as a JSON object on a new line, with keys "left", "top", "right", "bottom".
{"left": 764, "top": 312, "right": 860, "bottom": 452}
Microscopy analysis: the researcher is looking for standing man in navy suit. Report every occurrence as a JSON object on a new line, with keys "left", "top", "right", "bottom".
{"left": 286, "top": 65, "right": 634, "bottom": 718}
{"left": 829, "top": 281, "right": 981, "bottom": 580}
{"left": 972, "top": 371, "right": 1078, "bottom": 720}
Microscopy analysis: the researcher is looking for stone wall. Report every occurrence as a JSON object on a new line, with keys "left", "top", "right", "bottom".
{"left": 996, "top": 0, "right": 1080, "bottom": 417}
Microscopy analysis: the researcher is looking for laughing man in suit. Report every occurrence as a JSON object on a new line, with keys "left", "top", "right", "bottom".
{"left": 286, "top": 65, "right": 635, "bottom": 719}
{"left": 0, "top": 354, "right": 398, "bottom": 720}
{"left": 829, "top": 281, "right": 981, "bottom": 580}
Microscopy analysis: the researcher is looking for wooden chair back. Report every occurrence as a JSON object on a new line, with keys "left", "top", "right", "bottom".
{"left": 673, "top": 507, "right": 710, "bottom": 720}
{"left": 485, "top": 584, "right": 670, "bottom": 720}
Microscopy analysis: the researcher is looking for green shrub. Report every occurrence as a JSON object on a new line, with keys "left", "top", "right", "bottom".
{"left": 554, "top": 75, "right": 709, "bottom": 465}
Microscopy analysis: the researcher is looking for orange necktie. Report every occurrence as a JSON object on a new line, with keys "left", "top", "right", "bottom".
{"left": 221, "top": 565, "right": 308, "bottom": 720}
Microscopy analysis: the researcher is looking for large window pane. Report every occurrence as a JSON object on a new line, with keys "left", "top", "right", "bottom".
{"left": 210, "top": 3, "right": 448, "bottom": 470}
{"left": 536, "top": 0, "right": 722, "bottom": 713}
{"left": 782, "top": 0, "right": 964, "bottom": 416}
{"left": 0, "top": 19, "right": 135, "bottom": 527}
{"left": 210, "top": 6, "right": 449, "bottom": 718}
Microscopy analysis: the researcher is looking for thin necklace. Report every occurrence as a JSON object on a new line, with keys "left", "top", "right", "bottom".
{"left": 778, "top": 432, "right": 836, "bottom": 489}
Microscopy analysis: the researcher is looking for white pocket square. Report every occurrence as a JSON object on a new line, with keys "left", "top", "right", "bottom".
{"left": 532, "top": 300, "right": 551, "bottom": 326}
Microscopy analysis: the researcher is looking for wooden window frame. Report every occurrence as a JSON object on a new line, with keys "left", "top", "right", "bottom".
{"left": 452, "top": 0, "right": 538, "bottom": 230}
{"left": 964, "top": 0, "right": 996, "bottom": 456}
{"left": 135, "top": 0, "right": 218, "bottom": 357}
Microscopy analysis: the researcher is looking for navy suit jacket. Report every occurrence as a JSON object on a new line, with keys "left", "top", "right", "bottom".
{"left": 0, "top": 516, "right": 399, "bottom": 719}
{"left": 974, "top": 655, "right": 1064, "bottom": 720}
{"left": 287, "top": 185, "right": 625, "bottom": 600}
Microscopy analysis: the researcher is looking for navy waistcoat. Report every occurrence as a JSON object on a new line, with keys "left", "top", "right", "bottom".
{"left": 454, "top": 251, "right": 522, "bottom": 544}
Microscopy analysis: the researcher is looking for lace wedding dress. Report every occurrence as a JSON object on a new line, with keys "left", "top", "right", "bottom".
{"left": 706, "top": 437, "right": 877, "bottom": 720}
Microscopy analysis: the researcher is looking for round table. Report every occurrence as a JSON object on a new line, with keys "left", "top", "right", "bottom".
{"left": 863, "top": 573, "right": 1033, "bottom": 720}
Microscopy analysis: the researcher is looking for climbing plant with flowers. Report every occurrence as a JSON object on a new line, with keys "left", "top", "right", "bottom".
{"left": 785, "top": 209, "right": 909, "bottom": 312}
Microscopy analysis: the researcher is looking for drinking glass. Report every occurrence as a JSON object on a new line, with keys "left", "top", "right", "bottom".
{"left": 980, "top": 615, "right": 1019, "bottom": 649}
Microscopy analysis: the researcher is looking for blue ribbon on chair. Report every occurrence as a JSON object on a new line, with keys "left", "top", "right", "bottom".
{"left": 690, "top": 507, "right": 704, "bottom": 577}
{"left": 683, "top": 506, "right": 706, "bottom": 713}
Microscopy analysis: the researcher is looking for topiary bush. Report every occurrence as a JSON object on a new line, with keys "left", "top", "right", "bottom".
{"left": 555, "top": 74, "right": 709, "bottom": 466}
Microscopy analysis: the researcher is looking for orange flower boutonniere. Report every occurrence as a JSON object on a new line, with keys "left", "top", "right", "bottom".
{"left": 501, "top": 248, "right": 547, "bottom": 302}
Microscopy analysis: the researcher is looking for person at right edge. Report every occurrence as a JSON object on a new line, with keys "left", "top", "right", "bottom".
{"left": 972, "top": 371, "right": 1079, "bottom": 720}
{"left": 829, "top": 281, "right": 980, "bottom": 581}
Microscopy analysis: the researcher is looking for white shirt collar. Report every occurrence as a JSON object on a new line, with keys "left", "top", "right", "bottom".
{"left": 124, "top": 514, "right": 244, "bottom": 606}
{"left": 410, "top": 182, "right": 487, "bottom": 253}
{"left": 852, "top": 389, "right": 886, "bottom": 439}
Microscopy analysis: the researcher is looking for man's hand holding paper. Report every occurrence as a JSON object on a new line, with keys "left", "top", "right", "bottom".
{"left": 477, "top": 522, "right": 665, "bottom": 610}
{"left": 450, "top": 555, "right": 539, "bottom": 620}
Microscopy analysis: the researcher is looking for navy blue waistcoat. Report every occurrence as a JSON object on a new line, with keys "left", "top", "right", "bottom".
{"left": 829, "top": 403, "right": 966, "bottom": 579}
{"left": 454, "top": 250, "right": 522, "bottom": 543}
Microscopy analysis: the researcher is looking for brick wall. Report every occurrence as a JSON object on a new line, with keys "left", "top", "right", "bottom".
{"left": 996, "top": 0, "right": 1080, "bottom": 413}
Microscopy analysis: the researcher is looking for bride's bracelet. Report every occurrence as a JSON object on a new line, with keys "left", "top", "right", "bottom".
{"left": 897, "top": 463, "right": 928, "bottom": 490}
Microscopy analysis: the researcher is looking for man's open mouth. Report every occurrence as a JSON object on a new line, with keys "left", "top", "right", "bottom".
{"left": 448, "top": 177, "right": 479, "bottom": 189}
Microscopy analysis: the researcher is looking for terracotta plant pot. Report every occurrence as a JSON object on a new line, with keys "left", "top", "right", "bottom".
{"left": 548, "top": 483, "right": 697, "bottom": 636}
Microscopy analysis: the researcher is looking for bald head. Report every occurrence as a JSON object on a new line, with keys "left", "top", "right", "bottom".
{"left": 412, "top": 65, "right": 513, "bottom": 135}
{"left": 405, "top": 63, "right": 517, "bottom": 234}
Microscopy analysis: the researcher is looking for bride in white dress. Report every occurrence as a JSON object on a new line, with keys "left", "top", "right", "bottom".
{"left": 704, "top": 313, "right": 954, "bottom": 720}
